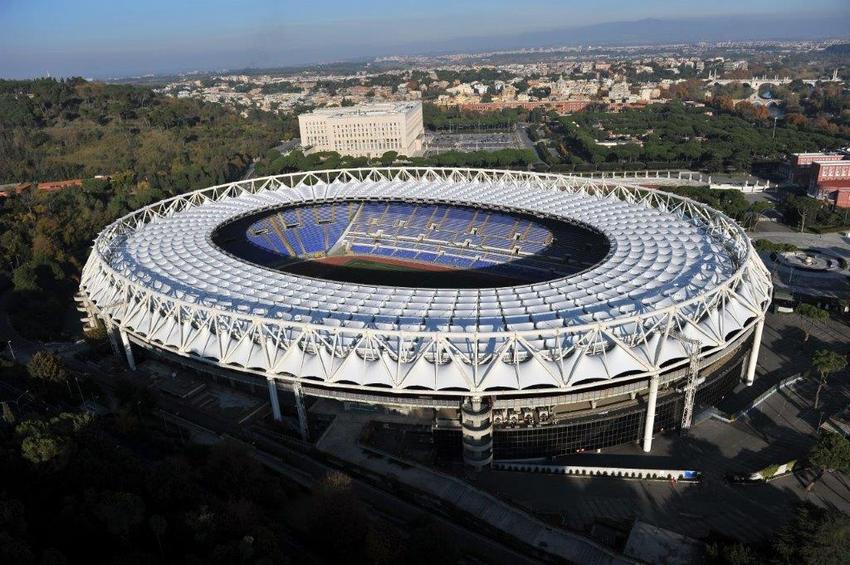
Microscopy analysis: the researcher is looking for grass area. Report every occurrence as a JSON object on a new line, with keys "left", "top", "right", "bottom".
{"left": 342, "top": 258, "right": 427, "bottom": 272}
{"left": 282, "top": 255, "right": 524, "bottom": 288}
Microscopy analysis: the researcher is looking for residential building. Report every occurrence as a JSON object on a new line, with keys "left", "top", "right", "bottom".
{"left": 458, "top": 100, "right": 592, "bottom": 114}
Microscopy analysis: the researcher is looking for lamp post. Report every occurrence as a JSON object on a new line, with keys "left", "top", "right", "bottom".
{"left": 73, "top": 375, "right": 86, "bottom": 407}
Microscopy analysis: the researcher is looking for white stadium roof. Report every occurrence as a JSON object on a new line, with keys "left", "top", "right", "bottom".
{"left": 81, "top": 168, "right": 772, "bottom": 397}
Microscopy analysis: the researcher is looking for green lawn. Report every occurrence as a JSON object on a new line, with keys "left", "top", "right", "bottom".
{"left": 343, "top": 258, "right": 425, "bottom": 272}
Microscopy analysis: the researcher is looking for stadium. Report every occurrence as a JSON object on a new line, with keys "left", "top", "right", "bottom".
{"left": 78, "top": 168, "right": 772, "bottom": 467}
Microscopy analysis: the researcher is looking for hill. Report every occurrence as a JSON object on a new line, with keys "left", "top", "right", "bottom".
{"left": 0, "top": 78, "right": 284, "bottom": 189}
{"left": 0, "top": 78, "right": 286, "bottom": 339}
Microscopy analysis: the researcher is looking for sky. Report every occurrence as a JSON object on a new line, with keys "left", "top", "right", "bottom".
{"left": 0, "top": 0, "right": 848, "bottom": 78}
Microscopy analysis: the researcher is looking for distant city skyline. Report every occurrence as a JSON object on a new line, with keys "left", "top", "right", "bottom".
{"left": 1, "top": 0, "right": 849, "bottom": 79}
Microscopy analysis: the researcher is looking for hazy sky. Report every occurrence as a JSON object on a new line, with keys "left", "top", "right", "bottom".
{"left": 1, "top": 0, "right": 848, "bottom": 78}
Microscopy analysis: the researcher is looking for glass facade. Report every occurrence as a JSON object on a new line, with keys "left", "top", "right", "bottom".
{"left": 434, "top": 341, "right": 750, "bottom": 460}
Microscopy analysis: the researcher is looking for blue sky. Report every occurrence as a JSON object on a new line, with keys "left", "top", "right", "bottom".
{"left": 0, "top": 0, "right": 848, "bottom": 78}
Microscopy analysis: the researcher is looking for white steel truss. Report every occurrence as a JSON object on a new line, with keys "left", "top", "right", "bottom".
{"left": 79, "top": 167, "right": 772, "bottom": 398}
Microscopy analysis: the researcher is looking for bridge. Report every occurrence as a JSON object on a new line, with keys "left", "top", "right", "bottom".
{"left": 744, "top": 92, "right": 782, "bottom": 108}
{"left": 705, "top": 69, "right": 841, "bottom": 90}
{"left": 709, "top": 75, "right": 798, "bottom": 89}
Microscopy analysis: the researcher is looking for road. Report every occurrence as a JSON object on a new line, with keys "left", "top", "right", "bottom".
{"left": 316, "top": 408, "right": 628, "bottom": 565}
{"left": 755, "top": 229, "right": 850, "bottom": 258}
{"left": 241, "top": 159, "right": 257, "bottom": 180}
{"left": 2, "top": 340, "right": 546, "bottom": 565}
{"left": 517, "top": 123, "right": 547, "bottom": 169}
{"left": 274, "top": 139, "right": 299, "bottom": 155}
{"left": 155, "top": 395, "right": 549, "bottom": 565}
{"left": 0, "top": 291, "right": 38, "bottom": 363}
{"left": 476, "top": 310, "right": 850, "bottom": 543}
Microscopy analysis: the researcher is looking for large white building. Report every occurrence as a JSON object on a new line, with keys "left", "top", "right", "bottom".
{"left": 298, "top": 102, "right": 424, "bottom": 158}
{"left": 79, "top": 168, "right": 771, "bottom": 469}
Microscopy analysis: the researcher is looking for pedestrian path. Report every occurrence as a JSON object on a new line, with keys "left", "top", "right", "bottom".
{"left": 316, "top": 411, "right": 632, "bottom": 565}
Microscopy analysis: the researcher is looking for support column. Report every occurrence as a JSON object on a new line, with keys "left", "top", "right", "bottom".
{"left": 461, "top": 396, "right": 493, "bottom": 469}
{"left": 745, "top": 318, "right": 765, "bottom": 386}
{"left": 642, "top": 374, "right": 660, "bottom": 453}
{"left": 118, "top": 328, "right": 136, "bottom": 371}
{"left": 83, "top": 304, "right": 99, "bottom": 329}
{"left": 106, "top": 320, "right": 134, "bottom": 370}
{"left": 105, "top": 320, "right": 121, "bottom": 359}
{"left": 293, "top": 382, "right": 309, "bottom": 441}
{"left": 267, "top": 378, "right": 282, "bottom": 421}
{"left": 740, "top": 351, "right": 751, "bottom": 381}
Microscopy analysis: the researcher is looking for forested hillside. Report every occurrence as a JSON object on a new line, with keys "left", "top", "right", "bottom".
{"left": 542, "top": 100, "right": 850, "bottom": 173}
{"left": 0, "top": 78, "right": 284, "bottom": 187}
{"left": 0, "top": 78, "right": 286, "bottom": 338}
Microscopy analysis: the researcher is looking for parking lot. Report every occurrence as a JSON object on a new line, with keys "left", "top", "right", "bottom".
{"left": 423, "top": 130, "right": 526, "bottom": 155}
{"left": 472, "top": 310, "right": 850, "bottom": 543}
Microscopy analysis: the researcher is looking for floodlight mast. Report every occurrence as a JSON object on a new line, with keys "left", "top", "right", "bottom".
{"left": 674, "top": 333, "right": 702, "bottom": 432}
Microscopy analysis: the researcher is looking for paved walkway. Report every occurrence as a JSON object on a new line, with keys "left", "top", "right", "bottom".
{"left": 315, "top": 409, "right": 632, "bottom": 565}
{"left": 477, "top": 375, "right": 850, "bottom": 542}
{"left": 756, "top": 230, "right": 850, "bottom": 258}
{"left": 476, "top": 311, "right": 850, "bottom": 543}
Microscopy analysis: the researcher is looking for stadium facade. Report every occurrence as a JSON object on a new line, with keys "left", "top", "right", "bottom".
{"left": 78, "top": 168, "right": 772, "bottom": 467}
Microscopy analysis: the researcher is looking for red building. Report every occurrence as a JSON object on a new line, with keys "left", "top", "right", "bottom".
{"left": 458, "top": 100, "right": 593, "bottom": 114}
{"left": 808, "top": 158, "right": 850, "bottom": 209}
{"left": 0, "top": 179, "right": 83, "bottom": 198}
{"left": 788, "top": 152, "right": 845, "bottom": 185}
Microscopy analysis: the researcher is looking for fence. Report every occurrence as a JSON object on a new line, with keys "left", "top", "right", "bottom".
{"left": 709, "top": 180, "right": 771, "bottom": 193}
{"left": 705, "top": 373, "right": 804, "bottom": 423}
{"left": 493, "top": 461, "right": 701, "bottom": 481}
{"left": 568, "top": 169, "right": 705, "bottom": 183}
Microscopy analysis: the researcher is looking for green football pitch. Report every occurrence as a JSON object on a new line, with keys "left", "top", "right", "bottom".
{"left": 276, "top": 255, "right": 524, "bottom": 288}
{"left": 341, "top": 258, "right": 424, "bottom": 272}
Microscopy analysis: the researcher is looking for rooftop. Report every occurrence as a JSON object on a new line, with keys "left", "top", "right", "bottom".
{"left": 105, "top": 176, "right": 743, "bottom": 335}
{"left": 80, "top": 169, "right": 772, "bottom": 394}
{"left": 301, "top": 101, "right": 421, "bottom": 119}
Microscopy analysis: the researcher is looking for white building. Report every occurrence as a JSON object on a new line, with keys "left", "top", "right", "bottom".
{"left": 607, "top": 82, "right": 631, "bottom": 103}
{"left": 472, "top": 83, "right": 490, "bottom": 95}
{"left": 298, "top": 102, "right": 424, "bottom": 158}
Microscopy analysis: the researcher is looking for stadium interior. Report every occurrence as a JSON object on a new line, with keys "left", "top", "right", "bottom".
{"left": 214, "top": 200, "right": 610, "bottom": 288}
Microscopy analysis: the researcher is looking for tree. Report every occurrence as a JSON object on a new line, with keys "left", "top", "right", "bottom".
{"left": 797, "top": 303, "right": 828, "bottom": 342}
{"left": 27, "top": 350, "right": 67, "bottom": 384}
{"left": 773, "top": 502, "right": 850, "bottom": 564}
{"left": 706, "top": 541, "right": 758, "bottom": 565}
{"left": 809, "top": 433, "right": 850, "bottom": 485}
{"left": 402, "top": 518, "right": 461, "bottom": 565}
{"left": 19, "top": 431, "right": 66, "bottom": 466}
{"left": 746, "top": 201, "right": 772, "bottom": 229}
{"left": 786, "top": 196, "right": 822, "bottom": 232}
{"left": 1, "top": 402, "right": 15, "bottom": 426}
{"left": 14, "top": 412, "right": 92, "bottom": 468}
{"left": 379, "top": 151, "right": 398, "bottom": 166}
{"left": 91, "top": 491, "right": 146, "bottom": 540}
{"left": 811, "top": 349, "right": 846, "bottom": 410}
{"left": 149, "top": 514, "right": 167, "bottom": 558}
{"left": 307, "top": 471, "right": 370, "bottom": 562}
{"left": 83, "top": 320, "right": 108, "bottom": 346}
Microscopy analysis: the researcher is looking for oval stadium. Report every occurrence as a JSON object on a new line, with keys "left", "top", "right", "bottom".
{"left": 78, "top": 168, "right": 773, "bottom": 467}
